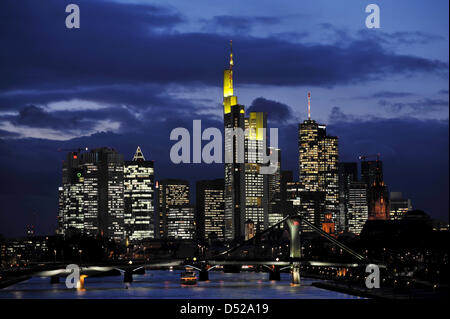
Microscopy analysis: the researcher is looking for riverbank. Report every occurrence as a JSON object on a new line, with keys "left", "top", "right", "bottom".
{"left": 312, "top": 281, "right": 449, "bottom": 300}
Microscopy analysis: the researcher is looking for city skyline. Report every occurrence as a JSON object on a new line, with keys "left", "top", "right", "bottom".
{"left": 0, "top": 0, "right": 448, "bottom": 238}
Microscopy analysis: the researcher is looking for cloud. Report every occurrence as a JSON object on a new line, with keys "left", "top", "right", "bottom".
{"left": 0, "top": 0, "right": 446, "bottom": 94}
{"left": 357, "top": 30, "right": 446, "bottom": 46}
{"left": 201, "top": 15, "right": 281, "bottom": 33}
{"left": 362, "top": 91, "right": 417, "bottom": 99}
{"left": 247, "top": 97, "right": 296, "bottom": 123}
{"left": 378, "top": 98, "right": 449, "bottom": 113}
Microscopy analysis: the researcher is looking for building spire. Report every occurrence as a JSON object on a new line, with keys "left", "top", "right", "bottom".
{"left": 223, "top": 41, "right": 237, "bottom": 114}
{"left": 133, "top": 146, "right": 145, "bottom": 161}
{"left": 229, "top": 40, "right": 234, "bottom": 69}
{"left": 307, "top": 91, "right": 311, "bottom": 120}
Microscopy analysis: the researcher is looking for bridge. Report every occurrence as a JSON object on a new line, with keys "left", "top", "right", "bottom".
{"left": 1, "top": 215, "right": 383, "bottom": 288}
{"left": 185, "top": 215, "right": 380, "bottom": 284}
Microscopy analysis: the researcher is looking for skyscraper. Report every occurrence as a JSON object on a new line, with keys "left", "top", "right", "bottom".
{"left": 157, "top": 179, "right": 190, "bottom": 238}
{"left": 338, "top": 162, "right": 358, "bottom": 232}
{"left": 389, "top": 192, "right": 412, "bottom": 220}
{"left": 58, "top": 147, "right": 125, "bottom": 241}
{"left": 196, "top": 179, "right": 225, "bottom": 242}
{"left": 347, "top": 181, "right": 369, "bottom": 235}
{"left": 167, "top": 205, "right": 195, "bottom": 240}
{"left": 124, "top": 146, "right": 155, "bottom": 242}
{"left": 244, "top": 112, "right": 269, "bottom": 233}
{"left": 223, "top": 41, "right": 246, "bottom": 241}
{"left": 268, "top": 148, "right": 283, "bottom": 227}
{"left": 298, "top": 93, "right": 339, "bottom": 231}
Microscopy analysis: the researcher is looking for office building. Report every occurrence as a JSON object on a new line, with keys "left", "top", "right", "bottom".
{"left": 196, "top": 179, "right": 225, "bottom": 242}
{"left": 298, "top": 93, "right": 339, "bottom": 231}
{"left": 223, "top": 42, "right": 246, "bottom": 241}
{"left": 167, "top": 205, "right": 195, "bottom": 240}
{"left": 338, "top": 162, "right": 358, "bottom": 232}
{"left": 157, "top": 179, "right": 190, "bottom": 238}
{"left": 347, "top": 181, "right": 369, "bottom": 235}
{"left": 124, "top": 146, "right": 155, "bottom": 242}
{"left": 58, "top": 147, "right": 125, "bottom": 241}
{"left": 389, "top": 192, "right": 412, "bottom": 220}
{"left": 244, "top": 112, "right": 269, "bottom": 233}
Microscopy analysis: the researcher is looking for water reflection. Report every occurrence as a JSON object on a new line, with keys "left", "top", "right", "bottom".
{"left": 0, "top": 270, "right": 362, "bottom": 299}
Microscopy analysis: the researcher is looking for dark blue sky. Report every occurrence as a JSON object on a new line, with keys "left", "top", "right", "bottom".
{"left": 0, "top": 0, "right": 448, "bottom": 237}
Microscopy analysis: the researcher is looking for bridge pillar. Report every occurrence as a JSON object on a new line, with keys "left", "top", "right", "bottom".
{"left": 50, "top": 275, "right": 60, "bottom": 284}
{"left": 124, "top": 270, "right": 133, "bottom": 283}
{"left": 291, "top": 262, "right": 301, "bottom": 285}
{"left": 286, "top": 216, "right": 302, "bottom": 259}
{"left": 268, "top": 266, "right": 280, "bottom": 281}
{"left": 287, "top": 216, "right": 302, "bottom": 285}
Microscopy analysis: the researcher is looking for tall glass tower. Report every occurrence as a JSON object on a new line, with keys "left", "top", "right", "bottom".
{"left": 298, "top": 93, "right": 339, "bottom": 232}
{"left": 124, "top": 146, "right": 155, "bottom": 242}
{"left": 223, "top": 41, "right": 246, "bottom": 241}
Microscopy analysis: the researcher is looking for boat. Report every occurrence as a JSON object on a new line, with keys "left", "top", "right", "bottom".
{"left": 180, "top": 267, "right": 197, "bottom": 285}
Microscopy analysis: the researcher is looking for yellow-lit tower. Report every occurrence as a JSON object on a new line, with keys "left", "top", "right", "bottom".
{"left": 223, "top": 40, "right": 238, "bottom": 114}
{"left": 223, "top": 41, "right": 246, "bottom": 241}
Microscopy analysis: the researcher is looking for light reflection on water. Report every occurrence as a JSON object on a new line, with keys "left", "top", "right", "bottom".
{"left": 0, "top": 270, "right": 362, "bottom": 299}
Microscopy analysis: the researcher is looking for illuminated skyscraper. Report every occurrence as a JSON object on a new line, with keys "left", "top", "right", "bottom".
{"left": 298, "top": 93, "right": 339, "bottom": 231}
{"left": 157, "top": 179, "right": 190, "bottom": 238}
{"left": 58, "top": 147, "right": 125, "bottom": 241}
{"left": 286, "top": 181, "right": 325, "bottom": 231}
{"left": 196, "top": 179, "right": 225, "bottom": 242}
{"left": 244, "top": 112, "right": 269, "bottom": 233}
{"left": 347, "top": 181, "right": 368, "bottom": 235}
{"left": 223, "top": 41, "right": 246, "bottom": 241}
{"left": 268, "top": 148, "right": 283, "bottom": 227}
{"left": 338, "top": 162, "right": 358, "bottom": 232}
{"left": 124, "top": 146, "right": 155, "bottom": 242}
{"left": 167, "top": 205, "right": 195, "bottom": 240}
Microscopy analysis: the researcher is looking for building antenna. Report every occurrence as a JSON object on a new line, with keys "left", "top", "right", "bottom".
{"left": 229, "top": 40, "right": 234, "bottom": 69}
{"left": 307, "top": 91, "right": 311, "bottom": 120}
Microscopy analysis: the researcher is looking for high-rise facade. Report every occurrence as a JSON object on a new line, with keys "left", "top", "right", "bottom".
{"left": 222, "top": 43, "right": 272, "bottom": 240}
{"left": 338, "top": 162, "right": 358, "bottom": 232}
{"left": 196, "top": 179, "right": 225, "bottom": 242}
{"left": 223, "top": 42, "right": 246, "bottom": 241}
{"left": 124, "top": 146, "right": 155, "bottom": 242}
{"left": 268, "top": 148, "right": 283, "bottom": 227}
{"left": 347, "top": 181, "right": 368, "bottom": 235}
{"left": 58, "top": 147, "right": 125, "bottom": 241}
{"left": 298, "top": 94, "right": 339, "bottom": 231}
{"left": 244, "top": 112, "right": 269, "bottom": 233}
{"left": 389, "top": 192, "right": 412, "bottom": 220}
{"left": 167, "top": 205, "right": 195, "bottom": 240}
{"left": 157, "top": 179, "right": 190, "bottom": 238}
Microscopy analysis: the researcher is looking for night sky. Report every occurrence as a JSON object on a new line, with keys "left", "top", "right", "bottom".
{"left": 0, "top": 0, "right": 448, "bottom": 237}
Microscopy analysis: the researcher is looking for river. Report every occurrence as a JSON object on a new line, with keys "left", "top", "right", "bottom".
{"left": 0, "top": 270, "right": 362, "bottom": 299}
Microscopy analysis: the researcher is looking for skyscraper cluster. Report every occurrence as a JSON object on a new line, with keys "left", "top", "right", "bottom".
{"left": 57, "top": 43, "right": 414, "bottom": 243}
{"left": 58, "top": 147, "right": 154, "bottom": 242}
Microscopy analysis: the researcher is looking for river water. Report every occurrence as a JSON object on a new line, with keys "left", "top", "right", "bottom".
{"left": 0, "top": 270, "right": 361, "bottom": 299}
